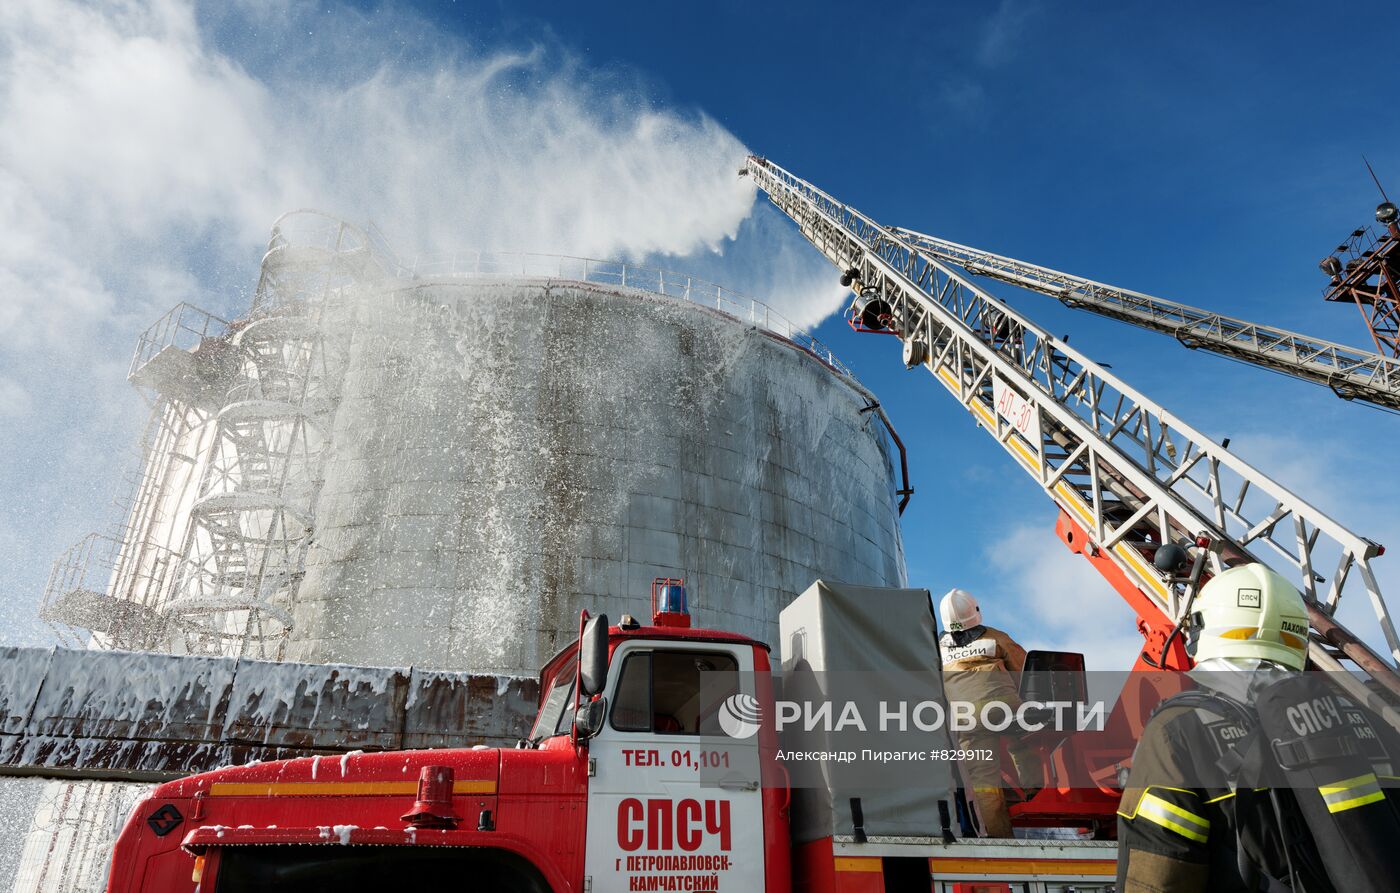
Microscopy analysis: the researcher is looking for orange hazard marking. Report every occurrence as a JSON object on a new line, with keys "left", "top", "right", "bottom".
{"left": 833, "top": 857, "right": 882, "bottom": 873}
{"left": 929, "top": 857, "right": 1115, "bottom": 877}
{"left": 208, "top": 780, "right": 497, "bottom": 797}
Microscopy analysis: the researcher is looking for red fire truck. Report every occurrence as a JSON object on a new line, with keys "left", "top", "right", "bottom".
{"left": 106, "top": 581, "right": 1119, "bottom": 893}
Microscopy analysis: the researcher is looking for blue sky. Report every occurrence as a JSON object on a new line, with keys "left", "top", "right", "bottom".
{"left": 2, "top": 0, "right": 1397, "bottom": 671}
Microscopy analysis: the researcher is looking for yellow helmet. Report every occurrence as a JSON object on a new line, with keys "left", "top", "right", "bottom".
{"left": 1188, "top": 564, "right": 1310, "bottom": 670}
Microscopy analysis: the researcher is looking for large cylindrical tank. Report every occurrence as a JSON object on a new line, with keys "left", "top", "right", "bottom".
{"left": 288, "top": 277, "right": 907, "bottom": 673}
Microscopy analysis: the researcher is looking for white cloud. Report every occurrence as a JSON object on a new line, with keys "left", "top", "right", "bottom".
{"left": 1, "top": 0, "right": 280, "bottom": 240}
{"left": 938, "top": 79, "right": 988, "bottom": 118}
{"left": 976, "top": 0, "right": 1040, "bottom": 68}
{"left": 0, "top": 377, "right": 31, "bottom": 418}
{"left": 0, "top": 0, "right": 268, "bottom": 368}
{"left": 932, "top": 0, "right": 1037, "bottom": 121}
{"left": 1219, "top": 427, "right": 1400, "bottom": 658}
{"left": 982, "top": 523, "right": 1147, "bottom": 673}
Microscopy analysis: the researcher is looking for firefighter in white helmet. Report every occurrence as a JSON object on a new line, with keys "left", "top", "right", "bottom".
{"left": 1118, "top": 563, "right": 1400, "bottom": 891}
{"left": 937, "top": 588, "right": 1033, "bottom": 838}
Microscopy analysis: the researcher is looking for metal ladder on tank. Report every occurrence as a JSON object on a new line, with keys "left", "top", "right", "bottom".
{"left": 162, "top": 217, "right": 362, "bottom": 658}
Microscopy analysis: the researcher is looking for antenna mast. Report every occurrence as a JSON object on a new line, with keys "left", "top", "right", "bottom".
{"left": 1319, "top": 160, "right": 1400, "bottom": 359}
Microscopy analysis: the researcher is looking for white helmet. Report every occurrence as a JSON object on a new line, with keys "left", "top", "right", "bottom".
{"left": 1189, "top": 564, "right": 1310, "bottom": 671}
{"left": 939, "top": 588, "right": 982, "bottom": 632}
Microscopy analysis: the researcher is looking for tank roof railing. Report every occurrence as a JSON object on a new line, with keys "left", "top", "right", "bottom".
{"left": 266, "top": 209, "right": 373, "bottom": 256}
{"left": 249, "top": 211, "right": 851, "bottom": 377}
{"left": 393, "top": 250, "right": 854, "bottom": 378}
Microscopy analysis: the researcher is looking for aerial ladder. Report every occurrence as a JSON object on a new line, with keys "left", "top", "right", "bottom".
{"left": 739, "top": 157, "right": 1400, "bottom": 716}
{"left": 886, "top": 226, "right": 1400, "bottom": 411}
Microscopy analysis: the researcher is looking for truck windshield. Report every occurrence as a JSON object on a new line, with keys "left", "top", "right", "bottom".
{"left": 530, "top": 673, "right": 576, "bottom": 742}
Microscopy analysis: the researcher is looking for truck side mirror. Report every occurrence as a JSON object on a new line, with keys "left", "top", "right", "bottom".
{"left": 575, "top": 697, "right": 608, "bottom": 740}
{"left": 579, "top": 613, "right": 610, "bottom": 698}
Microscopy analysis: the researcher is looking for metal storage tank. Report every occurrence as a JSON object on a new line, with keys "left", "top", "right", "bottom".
{"left": 290, "top": 276, "right": 907, "bottom": 673}
{"left": 42, "top": 212, "right": 909, "bottom": 675}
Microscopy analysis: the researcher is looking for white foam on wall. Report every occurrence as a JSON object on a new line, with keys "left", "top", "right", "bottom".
{"left": 285, "top": 280, "right": 907, "bottom": 673}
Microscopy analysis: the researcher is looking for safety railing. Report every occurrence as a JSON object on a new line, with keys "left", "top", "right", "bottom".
{"left": 393, "top": 250, "right": 853, "bottom": 377}
{"left": 40, "top": 530, "right": 189, "bottom": 647}
{"left": 265, "top": 208, "right": 373, "bottom": 256}
{"left": 128, "top": 302, "right": 229, "bottom": 383}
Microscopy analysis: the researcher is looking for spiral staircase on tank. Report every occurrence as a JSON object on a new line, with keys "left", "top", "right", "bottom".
{"left": 161, "top": 213, "right": 380, "bottom": 658}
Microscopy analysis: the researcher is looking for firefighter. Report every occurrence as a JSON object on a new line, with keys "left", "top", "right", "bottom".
{"left": 937, "top": 588, "right": 1033, "bottom": 838}
{"left": 1117, "top": 563, "right": 1400, "bottom": 892}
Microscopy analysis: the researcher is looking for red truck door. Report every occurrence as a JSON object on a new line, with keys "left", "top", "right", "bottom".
{"left": 583, "top": 639, "right": 765, "bottom": 892}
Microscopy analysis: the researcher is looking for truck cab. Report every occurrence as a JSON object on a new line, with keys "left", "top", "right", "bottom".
{"left": 107, "top": 581, "right": 1118, "bottom": 893}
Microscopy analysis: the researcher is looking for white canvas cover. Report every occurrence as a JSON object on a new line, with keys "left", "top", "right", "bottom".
{"left": 778, "top": 580, "right": 958, "bottom": 843}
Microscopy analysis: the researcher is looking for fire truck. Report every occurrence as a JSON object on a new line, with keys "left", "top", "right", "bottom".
{"left": 108, "top": 580, "right": 1120, "bottom": 893}
{"left": 106, "top": 157, "right": 1400, "bottom": 890}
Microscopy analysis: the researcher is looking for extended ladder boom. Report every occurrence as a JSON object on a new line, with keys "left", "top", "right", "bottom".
{"left": 892, "top": 226, "right": 1400, "bottom": 411}
{"left": 741, "top": 155, "right": 1400, "bottom": 702}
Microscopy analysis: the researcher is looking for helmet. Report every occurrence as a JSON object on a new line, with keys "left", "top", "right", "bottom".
{"left": 1188, "top": 564, "right": 1310, "bottom": 670}
{"left": 939, "top": 588, "right": 982, "bottom": 632}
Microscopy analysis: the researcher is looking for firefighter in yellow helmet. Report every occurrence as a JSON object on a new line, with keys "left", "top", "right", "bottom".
{"left": 937, "top": 588, "right": 1034, "bottom": 838}
{"left": 1117, "top": 563, "right": 1400, "bottom": 892}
